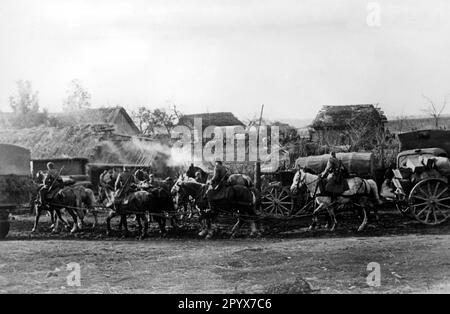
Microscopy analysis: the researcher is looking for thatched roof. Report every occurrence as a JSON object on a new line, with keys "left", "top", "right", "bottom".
{"left": 311, "top": 105, "right": 387, "bottom": 130}
{"left": 53, "top": 106, "right": 140, "bottom": 135}
{"left": 0, "top": 125, "right": 175, "bottom": 175}
{"left": 178, "top": 112, "right": 244, "bottom": 129}
{"left": 0, "top": 125, "right": 101, "bottom": 159}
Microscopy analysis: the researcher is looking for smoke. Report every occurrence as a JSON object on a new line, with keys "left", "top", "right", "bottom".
{"left": 92, "top": 136, "right": 194, "bottom": 176}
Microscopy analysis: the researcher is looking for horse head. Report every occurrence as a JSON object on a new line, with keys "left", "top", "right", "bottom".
{"left": 290, "top": 168, "right": 306, "bottom": 194}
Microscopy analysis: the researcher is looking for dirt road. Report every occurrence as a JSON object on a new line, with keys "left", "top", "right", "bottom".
{"left": 0, "top": 212, "right": 449, "bottom": 294}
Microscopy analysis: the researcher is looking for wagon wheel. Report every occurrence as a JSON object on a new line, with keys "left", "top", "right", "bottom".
{"left": 408, "top": 178, "right": 450, "bottom": 225}
{"left": 260, "top": 183, "right": 294, "bottom": 216}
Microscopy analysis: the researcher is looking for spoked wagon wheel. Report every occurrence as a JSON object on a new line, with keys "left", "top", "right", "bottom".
{"left": 408, "top": 178, "right": 450, "bottom": 225}
{"left": 260, "top": 183, "right": 294, "bottom": 216}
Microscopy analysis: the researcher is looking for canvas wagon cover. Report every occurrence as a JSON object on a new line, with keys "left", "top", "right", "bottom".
{"left": 398, "top": 130, "right": 450, "bottom": 156}
{"left": 295, "top": 152, "right": 375, "bottom": 178}
{"left": 0, "top": 144, "right": 30, "bottom": 176}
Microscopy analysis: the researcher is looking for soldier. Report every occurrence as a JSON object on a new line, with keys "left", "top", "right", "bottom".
{"left": 321, "top": 151, "right": 348, "bottom": 194}
{"left": 321, "top": 151, "right": 341, "bottom": 178}
{"left": 114, "top": 167, "right": 137, "bottom": 202}
{"left": 37, "top": 162, "right": 63, "bottom": 205}
{"left": 210, "top": 157, "right": 229, "bottom": 190}
{"left": 194, "top": 171, "right": 203, "bottom": 182}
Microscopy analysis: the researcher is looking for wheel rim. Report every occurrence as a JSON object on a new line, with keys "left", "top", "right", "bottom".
{"left": 409, "top": 179, "right": 450, "bottom": 225}
{"left": 261, "top": 186, "right": 293, "bottom": 216}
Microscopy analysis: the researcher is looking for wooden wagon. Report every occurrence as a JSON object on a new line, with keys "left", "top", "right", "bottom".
{"left": 0, "top": 144, "right": 33, "bottom": 239}
{"left": 391, "top": 130, "right": 450, "bottom": 225}
{"left": 259, "top": 152, "right": 377, "bottom": 218}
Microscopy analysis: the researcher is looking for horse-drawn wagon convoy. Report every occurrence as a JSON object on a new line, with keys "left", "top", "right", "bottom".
{"left": 1, "top": 128, "right": 450, "bottom": 240}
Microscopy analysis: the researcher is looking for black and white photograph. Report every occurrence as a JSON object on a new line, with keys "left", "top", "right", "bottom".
{"left": 0, "top": 0, "right": 449, "bottom": 298}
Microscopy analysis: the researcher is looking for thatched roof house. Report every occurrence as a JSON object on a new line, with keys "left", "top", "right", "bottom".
{"left": 310, "top": 104, "right": 387, "bottom": 148}
{"left": 0, "top": 124, "right": 174, "bottom": 175}
{"left": 311, "top": 104, "right": 387, "bottom": 130}
{"left": 53, "top": 106, "right": 140, "bottom": 136}
{"left": 178, "top": 112, "right": 244, "bottom": 130}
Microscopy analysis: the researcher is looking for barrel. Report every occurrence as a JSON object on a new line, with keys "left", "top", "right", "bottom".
{"left": 295, "top": 152, "right": 375, "bottom": 178}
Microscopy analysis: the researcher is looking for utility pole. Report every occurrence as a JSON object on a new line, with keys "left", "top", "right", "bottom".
{"left": 254, "top": 104, "right": 264, "bottom": 196}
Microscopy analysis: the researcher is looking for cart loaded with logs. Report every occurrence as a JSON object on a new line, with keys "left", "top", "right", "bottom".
{"left": 259, "top": 152, "right": 376, "bottom": 218}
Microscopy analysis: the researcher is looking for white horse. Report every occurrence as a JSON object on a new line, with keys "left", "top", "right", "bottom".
{"left": 290, "top": 169, "right": 381, "bottom": 232}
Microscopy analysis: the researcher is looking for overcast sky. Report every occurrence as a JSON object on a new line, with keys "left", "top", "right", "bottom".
{"left": 1, "top": 0, "right": 450, "bottom": 121}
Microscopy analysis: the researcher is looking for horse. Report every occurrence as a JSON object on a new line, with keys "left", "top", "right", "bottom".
{"left": 290, "top": 168, "right": 381, "bottom": 232}
{"left": 227, "top": 174, "right": 253, "bottom": 188}
{"left": 171, "top": 175, "right": 205, "bottom": 225}
{"left": 186, "top": 165, "right": 208, "bottom": 183}
{"left": 32, "top": 186, "right": 98, "bottom": 233}
{"left": 105, "top": 187, "right": 175, "bottom": 239}
{"left": 171, "top": 175, "right": 259, "bottom": 239}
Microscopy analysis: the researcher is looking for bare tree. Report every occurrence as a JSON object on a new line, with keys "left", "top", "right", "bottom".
{"left": 62, "top": 79, "right": 91, "bottom": 111}
{"left": 422, "top": 94, "right": 447, "bottom": 128}
{"left": 132, "top": 106, "right": 182, "bottom": 137}
{"left": 9, "top": 80, "right": 48, "bottom": 128}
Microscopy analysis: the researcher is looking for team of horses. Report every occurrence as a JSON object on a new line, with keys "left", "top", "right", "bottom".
{"left": 31, "top": 167, "right": 383, "bottom": 239}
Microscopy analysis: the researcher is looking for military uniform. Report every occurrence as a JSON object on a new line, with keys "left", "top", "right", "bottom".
{"left": 114, "top": 170, "right": 137, "bottom": 200}
{"left": 38, "top": 166, "right": 63, "bottom": 204}
{"left": 211, "top": 163, "right": 229, "bottom": 189}
{"left": 322, "top": 154, "right": 348, "bottom": 194}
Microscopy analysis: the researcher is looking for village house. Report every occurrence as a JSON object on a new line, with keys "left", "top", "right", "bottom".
{"left": 310, "top": 104, "right": 387, "bottom": 149}
{"left": 0, "top": 106, "right": 142, "bottom": 161}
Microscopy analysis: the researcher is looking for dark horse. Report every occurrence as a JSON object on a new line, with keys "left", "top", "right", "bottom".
{"left": 171, "top": 176, "right": 259, "bottom": 239}
{"left": 186, "top": 165, "right": 208, "bottom": 183}
{"left": 32, "top": 186, "right": 97, "bottom": 233}
{"left": 106, "top": 187, "right": 175, "bottom": 239}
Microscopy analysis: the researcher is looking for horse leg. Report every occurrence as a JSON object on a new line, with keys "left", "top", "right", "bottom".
{"left": 198, "top": 209, "right": 208, "bottom": 237}
{"left": 91, "top": 207, "right": 99, "bottom": 229}
{"left": 50, "top": 210, "right": 56, "bottom": 229}
{"left": 156, "top": 217, "right": 167, "bottom": 237}
{"left": 325, "top": 205, "right": 338, "bottom": 232}
{"left": 106, "top": 210, "right": 117, "bottom": 236}
{"left": 309, "top": 203, "right": 323, "bottom": 230}
{"left": 121, "top": 214, "right": 129, "bottom": 238}
{"left": 205, "top": 212, "right": 217, "bottom": 240}
{"left": 32, "top": 206, "right": 41, "bottom": 233}
{"left": 54, "top": 208, "right": 70, "bottom": 232}
{"left": 142, "top": 215, "right": 149, "bottom": 239}
{"left": 230, "top": 218, "right": 241, "bottom": 239}
{"left": 67, "top": 209, "right": 79, "bottom": 233}
{"left": 136, "top": 215, "right": 143, "bottom": 240}
{"left": 52, "top": 209, "right": 63, "bottom": 233}
{"left": 249, "top": 220, "right": 258, "bottom": 237}
{"left": 357, "top": 207, "right": 368, "bottom": 232}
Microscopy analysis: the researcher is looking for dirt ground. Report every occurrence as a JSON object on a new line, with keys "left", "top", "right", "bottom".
{"left": 0, "top": 209, "right": 449, "bottom": 294}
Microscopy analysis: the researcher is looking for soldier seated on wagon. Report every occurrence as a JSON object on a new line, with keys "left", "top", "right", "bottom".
{"left": 37, "top": 162, "right": 64, "bottom": 205}
{"left": 206, "top": 157, "right": 230, "bottom": 201}
{"left": 320, "top": 151, "right": 349, "bottom": 195}
{"left": 114, "top": 167, "right": 138, "bottom": 205}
